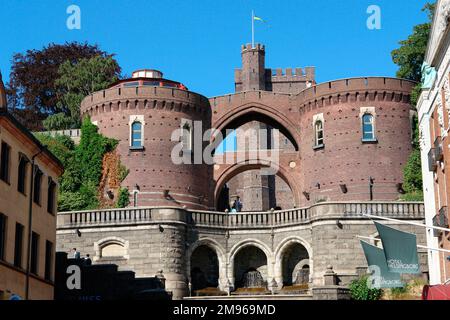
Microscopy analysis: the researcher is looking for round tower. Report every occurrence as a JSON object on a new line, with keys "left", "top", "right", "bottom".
{"left": 80, "top": 70, "right": 213, "bottom": 210}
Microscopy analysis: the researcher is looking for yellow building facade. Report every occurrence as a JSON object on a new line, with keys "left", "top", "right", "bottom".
{"left": 0, "top": 72, "right": 64, "bottom": 299}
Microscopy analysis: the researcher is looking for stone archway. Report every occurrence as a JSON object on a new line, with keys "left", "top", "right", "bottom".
{"left": 274, "top": 237, "right": 313, "bottom": 289}
{"left": 233, "top": 246, "right": 268, "bottom": 290}
{"left": 228, "top": 239, "right": 273, "bottom": 291}
{"left": 190, "top": 246, "right": 219, "bottom": 292}
{"left": 212, "top": 102, "right": 301, "bottom": 151}
{"left": 186, "top": 238, "right": 227, "bottom": 292}
{"left": 214, "top": 159, "right": 301, "bottom": 209}
{"left": 281, "top": 246, "right": 309, "bottom": 287}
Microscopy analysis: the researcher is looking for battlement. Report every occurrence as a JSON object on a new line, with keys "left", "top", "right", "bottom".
{"left": 241, "top": 43, "right": 265, "bottom": 52}
{"left": 270, "top": 67, "right": 315, "bottom": 79}
{"left": 80, "top": 85, "right": 211, "bottom": 116}
{"left": 297, "top": 77, "right": 416, "bottom": 106}
{"left": 214, "top": 77, "right": 416, "bottom": 111}
{"left": 209, "top": 90, "right": 293, "bottom": 109}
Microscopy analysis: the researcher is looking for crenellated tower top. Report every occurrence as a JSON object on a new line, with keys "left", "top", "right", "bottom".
{"left": 235, "top": 43, "right": 316, "bottom": 94}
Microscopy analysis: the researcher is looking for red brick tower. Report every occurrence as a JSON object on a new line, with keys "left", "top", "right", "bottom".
{"left": 80, "top": 70, "right": 213, "bottom": 210}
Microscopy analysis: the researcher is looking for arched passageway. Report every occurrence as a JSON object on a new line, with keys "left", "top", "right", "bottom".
{"left": 214, "top": 160, "right": 299, "bottom": 211}
{"left": 281, "top": 242, "right": 310, "bottom": 287}
{"left": 218, "top": 168, "right": 295, "bottom": 212}
{"left": 190, "top": 245, "right": 219, "bottom": 292}
{"left": 233, "top": 246, "right": 268, "bottom": 289}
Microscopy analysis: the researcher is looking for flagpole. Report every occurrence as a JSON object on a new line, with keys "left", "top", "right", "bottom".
{"left": 252, "top": 10, "right": 255, "bottom": 48}
{"left": 356, "top": 235, "right": 450, "bottom": 254}
{"left": 361, "top": 213, "right": 450, "bottom": 233}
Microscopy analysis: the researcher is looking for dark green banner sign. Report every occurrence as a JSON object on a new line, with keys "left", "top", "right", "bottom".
{"left": 374, "top": 221, "right": 420, "bottom": 274}
{"left": 360, "top": 240, "right": 403, "bottom": 289}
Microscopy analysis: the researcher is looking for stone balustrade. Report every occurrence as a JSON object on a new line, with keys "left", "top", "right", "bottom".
{"left": 57, "top": 201, "right": 424, "bottom": 230}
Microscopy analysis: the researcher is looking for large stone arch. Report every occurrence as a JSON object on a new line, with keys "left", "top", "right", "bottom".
{"left": 212, "top": 103, "right": 301, "bottom": 151}
{"left": 227, "top": 239, "right": 274, "bottom": 289}
{"left": 186, "top": 238, "right": 227, "bottom": 291}
{"left": 274, "top": 237, "right": 313, "bottom": 288}
{"left": 214, "top": 159, "right": 301, "bottom": 208}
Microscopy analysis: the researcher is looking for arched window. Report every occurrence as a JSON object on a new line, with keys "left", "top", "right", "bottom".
{"left": 94, "top": 237, "right": 129, "bottom": 261}
{"left": 131, "top": 121, "right": 143, "bottom": 148}
{"left": 101, "top": 243, "right": 126, "bottom": 258}
{"left": 314, "top": 120, "right": 324, "bottom": 146}
{"left": 362, "top": 113, "right": 375, "bottom": 141}
{"left": 181, "top": 122, "right": 192, "bottom": 151}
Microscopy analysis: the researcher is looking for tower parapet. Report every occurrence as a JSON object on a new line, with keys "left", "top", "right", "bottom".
{"left": 235, "top": 43, "right": 316, "bottom": 94}
{"left": 80, "top": 71, "right": 213, "bottom": 210}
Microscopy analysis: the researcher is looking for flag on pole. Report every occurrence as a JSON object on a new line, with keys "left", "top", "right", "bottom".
{"left": 374, "top": 221, "right": 420, "bottom": 274}
{"left": 360, "top": 240, "right": 404, "bottom": 289}
{"left": 253, "top": 16, "right": 266, "bottom": 23}
{"left": 251, "top": 11, "right": 269, "bottom": 48}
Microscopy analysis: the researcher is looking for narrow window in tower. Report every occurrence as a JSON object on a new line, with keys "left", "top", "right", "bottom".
{"left": 131, "top": 121, "right": 143, "bottom": 148}
{"left": 314, "top": 120, "right": 324, "bottom": 147}
{"left": 362, "top": 113, "right": 376, "bottom": 141}
{"left": 181, "top": 122, "right": 192, "bottom": 152}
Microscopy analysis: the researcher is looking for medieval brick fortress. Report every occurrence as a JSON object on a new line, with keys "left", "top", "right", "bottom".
{"left": 81, "top": 43, "right": 416, "bottom": 212}
{"left": 57, "top": 43, "right": 431, "bottom": 300}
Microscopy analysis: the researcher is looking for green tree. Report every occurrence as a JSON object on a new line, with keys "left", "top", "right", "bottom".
{"left": 402, "top": 150, "right": 424, "bottom": 201}
{"left": 391, "top": 2, "right": 435, "bottom": 201}
{"left": 44, "top": 56, "right": 120, "bottom": 130}
{"left": 391, "top": 3, "right": 435, "bottom": 82}
{"left": 7, "top": 42, "right": 115, "bottom": 130}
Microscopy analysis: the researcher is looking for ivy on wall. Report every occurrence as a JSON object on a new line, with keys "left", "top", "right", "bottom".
{"left": 36, "top": 117, "right": 130, "bottom": 211}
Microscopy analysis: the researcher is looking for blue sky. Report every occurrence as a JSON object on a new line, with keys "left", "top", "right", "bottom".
{"left": 1, "top": 0, "right": 430, "bottom": 98}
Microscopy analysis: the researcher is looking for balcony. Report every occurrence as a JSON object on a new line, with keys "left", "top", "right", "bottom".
{"left": 434, "top": 136, "right": 443, "bottom": 162}
{"left": 56, "top": 202, "right": 425, "bottom": 230}
{"left": 428, "top": 148, "right": 437, "bottom": 171}
{"left": 432, "top": 206, "right": 449, "bottom": 237}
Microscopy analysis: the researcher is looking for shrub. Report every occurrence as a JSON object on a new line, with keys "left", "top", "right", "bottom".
{"left": 400, "top": 191, "right": 424, "bottom": 201}
{"left": 349, "top": 276, "right": 383, "bottom": 300}
{"left": 117, "top": 188, "right": 130, "bottom": 208}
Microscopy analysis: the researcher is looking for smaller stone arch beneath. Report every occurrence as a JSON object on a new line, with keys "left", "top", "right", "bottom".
{"left": 274, "top": 237, "right": 313, "bottom": 289}
{"left": 227, "top": 239, "right": 273, "bottom": 290}
{"left": 93, "top": 236, "right": 129, "bottom": 262}
{"left": 186, "top": 238, "right": 227, "bottom": 292}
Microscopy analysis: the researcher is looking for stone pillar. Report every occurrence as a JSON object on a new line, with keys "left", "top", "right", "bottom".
{"left": 236, "top": 121, "right": 272, "bottom": 211}
{"left": 323, "top": 265, "right": 337, "bottom": 285}
{"left": 152, "top": 208, "right": 189, "bottom": 300}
